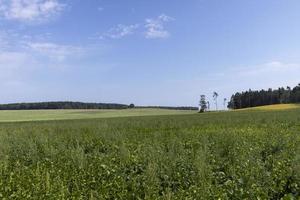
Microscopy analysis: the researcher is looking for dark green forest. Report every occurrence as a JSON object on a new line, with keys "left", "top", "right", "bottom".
{"left": 0, "top": 102, "right": 129, "bottom": 110}
{"left": 0, "top": 102, "right": 198, "bottom": 110}
{"left": 228, "top": 83, "right": 300, "bottom": 109}
{"left": 136, "top": 106, "right": 198, "bottom": 110}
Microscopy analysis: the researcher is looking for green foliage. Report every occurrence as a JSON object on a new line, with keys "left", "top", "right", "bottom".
{"left": 0, "top": 101, "right": 198, "bottom": 111}
{"left": 0, "top": 109, "right": 299, "bottom": 199}
{"left": 129, "top": 104, "right": 135, "bottom": 108}
{"left": 0, "top": 101, "right": 129, "bottom": 110}
{"left": 199, "top": 95, "right": 207, "bottom": 112}
{"left": 228, "top": 83, "right": 300, "bottom": 109}
{"left": 0, "top": 109, "right": 194, "bottom": 122}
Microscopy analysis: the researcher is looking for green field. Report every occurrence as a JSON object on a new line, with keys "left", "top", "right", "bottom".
{"left": 0, "top": 109, "right": 195, "bottom": 122}
{"left": 0, "top": 106, "right": 299, "bottom": 199}
{"left": 238, "top": 104, "right": 300, "bottom": 111}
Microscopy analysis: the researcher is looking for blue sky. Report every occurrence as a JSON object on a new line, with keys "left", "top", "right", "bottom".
{"left": 0, "top": 0, "right": 300, "bottom": 107}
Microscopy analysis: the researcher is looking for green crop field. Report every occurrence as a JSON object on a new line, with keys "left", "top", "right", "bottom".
{"left": 238, "top": 104, "right": 300, "bottom": 111}
{"left": 0, "top": 109, "right": 195, "bottom": 122}
{"left": 0, "top": 106, "right": 299, "bottom": 199}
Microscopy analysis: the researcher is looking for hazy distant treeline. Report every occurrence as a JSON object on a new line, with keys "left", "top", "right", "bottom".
{"left": 136, "top": 106, "right": 198, "bottom": 110}
{"left": 0, "top": 102, "right": 129, "bottom": 110}
{"left": 228, "top": 83, "right": 300, "bottom": 109}
{"left": 0, "top": 102, "right": 198, "bottom": 110}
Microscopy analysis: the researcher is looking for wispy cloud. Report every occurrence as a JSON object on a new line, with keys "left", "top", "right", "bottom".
{"left": 1, "top": 28, "right": 91, "bottom": 64}
{"left": 100, "top": 24, "right": 139, "bottom": 39}
{"left": 220, "top": 61, "right": 300, "bottom": 94}
{"left": 96, "top": 14, "right": 174, "bottom": 40}
{"left": 26, "top": 42, "right": 84, "bottom": 61}
{"left": 0, "top": 41, "right": 84, "bottom": 71}
{"left": 0, "top": 0, "right": 65, "bottom": 23}
{"left": 97, "top": 7, "right": 104, "bottom": 12}
{"left": 233, "top": 61, "right": 300, "bottom": 77}
{"left": 145, "top": 14, "right": 174, "bottom": 39}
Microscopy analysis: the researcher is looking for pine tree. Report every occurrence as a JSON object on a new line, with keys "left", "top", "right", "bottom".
{"left": 199, "top": 95, "right": 207, "bottom": 113}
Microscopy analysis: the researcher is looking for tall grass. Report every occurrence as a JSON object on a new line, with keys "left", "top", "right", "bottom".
{"left": 0, "top": 109, "right": 299, "bottom": 199}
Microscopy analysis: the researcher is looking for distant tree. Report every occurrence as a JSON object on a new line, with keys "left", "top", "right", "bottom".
{"left": 199, "top": 95, "right": 207, "bottom": 113}
{"left": 285, "top": 86, "right": 291, "bottom": 103}
{"left": 228, "top": 96, "right": 235, "bottom": 109}
{"left": 213, "top": 92, "right": 219, "bottom": 111}
{"left": 223, "top": 98, "right": 227, "bottom": 110}
{"left": 129, "top": 103, "right": 135, "bottom": 108}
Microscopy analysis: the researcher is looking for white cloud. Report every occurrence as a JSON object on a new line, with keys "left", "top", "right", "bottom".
{"left": 145, "top": 14, "right": 174, "bottom": 39}
{"left": 234, "top": 61, "right": 300, "bottom": 76}
{"left": 0, "top": 0, "right": 65, "bottom": 23}
{"left": 26, "top": 42, "right": 83, "bottom": 61}
{"left": 218, "top": 61, "right": 300, "bottom": 96}
{"left": 95, "top": 14, "right": 174, "bottom": 40}
{"left": 100, "top": 24, "right": 139, "bottom": 39}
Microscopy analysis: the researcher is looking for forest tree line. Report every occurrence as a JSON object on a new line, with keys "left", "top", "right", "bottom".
{"left": 136, "top": 106, "right": 198, "bottom": 110}
{"left": 0, "top": 102, "right": 129, "bottom": 110}
{"left": 0, "top": 101, "right": 198, "bottom": 110}
{"left": 227, "top": 83, "right": 300, "bottom": 109}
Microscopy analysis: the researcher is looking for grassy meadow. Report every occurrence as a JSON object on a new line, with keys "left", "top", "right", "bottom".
{"left": 0, "top": 109, "right": 194, "bottom": 122}
{"left": 238, "top": 104, "right": 300, "bottom": 111}
{"left": 0, "top": 106, "right": 299, "bottom": 199}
